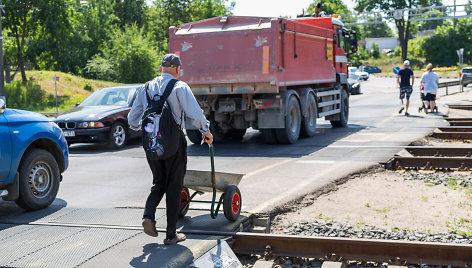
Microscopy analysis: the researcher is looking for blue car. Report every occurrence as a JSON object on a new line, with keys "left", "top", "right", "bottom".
{"left": 0, "top": 98, "right": 68, "bottom": 210}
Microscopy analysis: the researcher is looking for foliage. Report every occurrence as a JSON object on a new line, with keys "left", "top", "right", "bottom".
{"left": 348, "top": 46, "right": 371, "bottom": 66}
{"left": 85, "top": 25, "right": 160, "bottom": 83}
{"left": 307, "top": 0, "right": 349, "bottom": 15}
{"left": 355, "top": 0, "right": 443, "bottom": 60}
{"left": 361, "top": 22, "right": 393, "bottom": 38}
{"left": 423, "top": 18, "right": 472, "bottom": 66}
{"left": 408, "top": 36, "right": 427, "bottom": 58}
{"left": 371, "top": 43, "right": 380, "bottom": 58}
{"left": 5, "top": 81, "right": 54, "bottom": 110}
{"left": 114, "top": 0, "right": 146, "bottom": 28}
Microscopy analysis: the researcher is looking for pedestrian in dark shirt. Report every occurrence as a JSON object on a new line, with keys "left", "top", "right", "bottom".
{"left": 128, "top": 54, "right": 213, "bottom": 245}
{"left": 396, "top": 60, "right": 414, "bottom": 116}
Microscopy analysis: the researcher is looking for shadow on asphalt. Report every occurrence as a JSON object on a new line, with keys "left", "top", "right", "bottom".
{"left": 187, "top": 123, "right": 366, "bottom": 158}
{"left": 67, "top": 123, "right": 365, "bottom": 158}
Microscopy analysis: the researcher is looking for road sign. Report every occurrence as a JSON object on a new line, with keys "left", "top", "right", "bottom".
{"left": 393, "top": 66, "right": 400, "bottom": 75}
{"left": 52, "top": 75, "right": 59, "bottom": 82}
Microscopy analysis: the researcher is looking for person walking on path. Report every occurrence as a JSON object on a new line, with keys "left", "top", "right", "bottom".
{"left": 128, "top": 54, "right": 213, "bottom": 245}
{"left": 421, "top": 63, "right": 439, "bottom": 114}
{"left": 397, "top": 60, "right": 414, "bottom": 116}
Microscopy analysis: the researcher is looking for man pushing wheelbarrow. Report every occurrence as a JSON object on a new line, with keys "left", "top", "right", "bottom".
{"left": 128, "top": 54, "right": 214, "bottom": 245}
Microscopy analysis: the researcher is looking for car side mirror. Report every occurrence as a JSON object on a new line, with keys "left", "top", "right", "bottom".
{"left": 0, "top": 98, "right": 5, "bottom": 114}
{"left": 75, "top": 103, "right": 80, "bottom": 107}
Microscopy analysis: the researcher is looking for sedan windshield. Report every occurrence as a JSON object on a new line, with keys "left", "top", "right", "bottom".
{"left": 80, "top": 86, "right": 136, "bottom": 106}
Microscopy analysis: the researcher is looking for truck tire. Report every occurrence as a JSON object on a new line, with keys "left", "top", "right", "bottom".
{"left": 109, "top": 122, "right": 127, "bottom": 149}
{"left": 300, "top": 93, "right": 317, "bottom": 137}
{"left": 276, "top": 95, "right": 301, "bottom": 144}
{"left": 15, "top": 149, "right": 60, "bottom": 210}
{"left": 186, "top": 129, "right": 203, "bottom": 144}
{"left": 209, "top": 114, "right": 225, "bottom": 143}
{"left": 227, "top": 129, "right": 246, "bottom": 140}
{"left": 261, "top": 129, "right": 278, "bottom": 144}
{"left": 330, "top": 89, "right": 349, "bottom": 128}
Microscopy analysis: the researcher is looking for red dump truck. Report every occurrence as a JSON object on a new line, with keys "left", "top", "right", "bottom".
{"left": 169, "top": 15, "right": 357, "bottom": 144}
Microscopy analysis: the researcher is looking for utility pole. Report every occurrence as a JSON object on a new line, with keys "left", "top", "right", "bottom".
{"left": 0, "top": 0, "right": 5, "bottom": 102}
{"left": 454, "top": 0, "right": 457, "bottom": 29}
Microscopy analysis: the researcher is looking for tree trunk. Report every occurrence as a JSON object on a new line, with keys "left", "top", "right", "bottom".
{"left": 396, "top": 19, "right": 408, "bottom": 61}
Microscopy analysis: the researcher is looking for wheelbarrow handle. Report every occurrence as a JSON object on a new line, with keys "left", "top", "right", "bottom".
{"left": 209, "top": 144, "right": 216, "bottom": 188}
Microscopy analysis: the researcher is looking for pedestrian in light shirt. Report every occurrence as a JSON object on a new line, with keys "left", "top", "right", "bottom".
{"left": 128, "top": 54, "right": 213, "bottom": 245}
{"left": 421, "top": 63, "right": 439, "bottom": 114}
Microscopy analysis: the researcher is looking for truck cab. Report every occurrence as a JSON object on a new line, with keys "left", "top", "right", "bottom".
{"left": 0, "top": 98, "right": 68, "bottom": 210}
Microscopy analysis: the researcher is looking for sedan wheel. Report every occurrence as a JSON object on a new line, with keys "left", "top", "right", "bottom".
{"left": 109, "top": 122, "right": 127, "bottom": 149}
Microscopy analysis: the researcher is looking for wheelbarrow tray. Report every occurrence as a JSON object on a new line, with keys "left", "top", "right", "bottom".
{"left": 184, "top": 170, "right": 244, "bottom": 193}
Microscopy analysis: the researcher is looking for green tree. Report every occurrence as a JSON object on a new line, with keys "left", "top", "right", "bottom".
{"left": 307, "top": 0, "right": 349, "bottom": 15}
{"left": 85, "top": 25, "right": 160, "bottom": 83}
{"left": 145, "top": 0, "right": 233, "bottom": 52}
{"left": 371, "top": 42, "right": 380, "bottom": 58}
{"left": 423, "top": 18, "right": 472, "bottom": 66}
{"left": 355, "top": 0, "right": 443, "bottom": 61}
{"left": 361, "top": 18, "right": 393, "bottom": 37}
{"left": 114, "top": 0, "right": 146, "bottom": 27}
{"left": 2, "top": 0, "right": 42, "bottom": 82}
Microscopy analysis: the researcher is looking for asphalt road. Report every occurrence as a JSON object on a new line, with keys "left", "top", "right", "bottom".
{"left": 0, "top": 76, "right": 465, "bottom": 267}
{"left": 56, "top": 76, "right": 449, "bottom": 212}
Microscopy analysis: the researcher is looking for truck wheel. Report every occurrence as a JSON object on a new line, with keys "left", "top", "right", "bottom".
{"left": 330, "top": 89, "right": 349, "bottom": 128}
{"left": 227, "top": 129, "right": 246, "bottom": 140}
{"left": 261, "top": 129, "right": 278, "bottom": 144}
{"left": 15, "top": 149, "right": 60, "bottom": 210}
{"left": 210, "top": 114, "right": 225, "bottom": 143}
{"left": 109, "top": 122, "right": 127, "bottom": 149}
{"left": 276, "top": 95, "right": 301, "bottom": 144}
{"left": 186, "top": 129, "right": 203, "bottom": 144}
{"left": 223, "top": 185, "right": 241, "bottom": 221}
{"left": 300, "top": 93, "right": 317, "bottom": 137}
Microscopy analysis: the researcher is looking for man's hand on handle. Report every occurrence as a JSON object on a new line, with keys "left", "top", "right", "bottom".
{"left": 202, "top": 130, "right": 213, "bottom": 144}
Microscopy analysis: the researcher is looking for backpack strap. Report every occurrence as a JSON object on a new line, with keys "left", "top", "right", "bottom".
{"left": 160, "top": 79, "right": 178, "bottom": 104}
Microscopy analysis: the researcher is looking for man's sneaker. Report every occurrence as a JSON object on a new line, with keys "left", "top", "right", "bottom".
{"left": 424, "top": 108, "right": 428, "bottom": 114}
{"left": 164, "top": 233, "right": 186, "bottom": 245}
{"left": 405, "top": 112, "right": 410, "bottom": 116}
{"left": 142, "top": 218, "right": 158, "bottom": 237}
{"left": 398, "top": 107, "right": 404, "bottom": 114}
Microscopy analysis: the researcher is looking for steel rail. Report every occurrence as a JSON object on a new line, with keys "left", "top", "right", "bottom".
{"left": 438, "top": 127, "right": 472, "bottom": 132}
{"left": 387, "top": 156, "right": 472, "bottom": 170}
{"left": 406, "top": 147, "right": 472, "bottom": 157}
{"left": 447, "top": 121, "right": 472, "bottom": 126}
{"left": 447, "top": 104, "right": 472, "bottom": 110}
{"left": 445, "top": 118, "right": 472, "bottom": 122}
{"left": 231, "top": 233, "right": 472, "bottom": 266}
{"left": 432, "top": 132, "right": 472, "bottom": 139}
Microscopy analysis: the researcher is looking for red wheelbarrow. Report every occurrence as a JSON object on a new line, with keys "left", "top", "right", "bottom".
{"left": 179, "top": 144, "right": 244, "bottom": 221}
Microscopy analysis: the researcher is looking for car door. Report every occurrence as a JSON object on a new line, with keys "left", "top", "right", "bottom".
{"left": 0, "top": 113, "right": 12, "bottom": 181}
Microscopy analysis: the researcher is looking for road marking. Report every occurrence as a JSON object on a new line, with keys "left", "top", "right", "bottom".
{"left": 245, "top": 159, "right": 293, "bottom": 177}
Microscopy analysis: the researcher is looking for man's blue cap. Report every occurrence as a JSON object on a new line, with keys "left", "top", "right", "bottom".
{"left": 161, "top": 54, "right": 182, "bottom": 68}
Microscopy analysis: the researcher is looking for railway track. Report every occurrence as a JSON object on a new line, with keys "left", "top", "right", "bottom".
{"left": 229, "top": 232, "right": 472, "bottom": 266}
{"left": 387, "top": 115, "right": 472, "bottom": 170}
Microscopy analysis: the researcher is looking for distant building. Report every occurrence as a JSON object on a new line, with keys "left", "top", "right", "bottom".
{"left": 365, "top": 37, "right": 399, "bottom": 51}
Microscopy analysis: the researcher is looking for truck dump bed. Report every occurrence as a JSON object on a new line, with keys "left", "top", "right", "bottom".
{"left": 169, "top": 16, "right": 337, "bottom": 95}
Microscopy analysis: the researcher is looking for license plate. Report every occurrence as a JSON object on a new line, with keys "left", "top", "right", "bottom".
{"left": 63, "top": 130, "right": 75, "bottom": 137}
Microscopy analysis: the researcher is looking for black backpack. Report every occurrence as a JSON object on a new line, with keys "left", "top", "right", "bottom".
{"left": 141, "top": 79, "right": 181, "bottom": 160}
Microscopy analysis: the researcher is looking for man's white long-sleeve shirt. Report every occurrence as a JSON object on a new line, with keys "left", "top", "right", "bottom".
{"left": 128, "top": 73, "right": 209, "bottom": 133}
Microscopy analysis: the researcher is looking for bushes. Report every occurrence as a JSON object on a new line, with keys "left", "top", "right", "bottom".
{"left": 5, "top": 81, "right": 55, "bottom": 110}
{"left": 85, "top": 25, "right": 161, "bottom": 83}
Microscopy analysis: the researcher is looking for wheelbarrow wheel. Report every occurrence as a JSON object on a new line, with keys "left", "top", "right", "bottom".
{"left": 179, "top": 187, "right": 190, "bottom": 218}
{"left": 223, "top": 185, "right": 241, "bottom": 221}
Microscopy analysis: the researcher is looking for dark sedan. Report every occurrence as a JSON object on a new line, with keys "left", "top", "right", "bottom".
{"left": 55, "top": 84, "right": 142, "bottom": 149}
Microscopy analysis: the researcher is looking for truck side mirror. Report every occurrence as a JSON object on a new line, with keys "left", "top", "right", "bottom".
{"left": 0, "top": 98, "right": 5, "bottom": 114}
{"left": 350, "top": 33, "right": 358, "bottom": 53}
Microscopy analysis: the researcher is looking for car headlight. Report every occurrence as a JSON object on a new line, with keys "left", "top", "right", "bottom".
{"left": 49, "top": 121, "right": 60, "bottom": 129}
{"left": 77, "top": 121, "right": 105, "bottom": 128}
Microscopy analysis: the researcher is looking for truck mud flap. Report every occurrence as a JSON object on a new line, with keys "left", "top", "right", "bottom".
{"left": 257, "top": 110, "right": 284, "bottom": 129}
